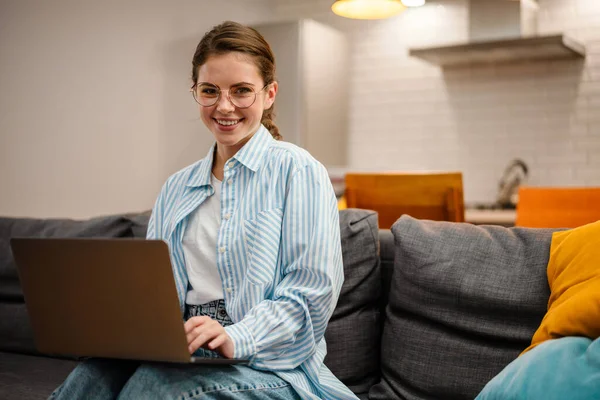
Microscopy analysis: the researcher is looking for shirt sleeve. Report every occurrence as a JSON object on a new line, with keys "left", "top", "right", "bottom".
{"left": 146, "top": 180, "right": 169, "bottom": 240}
{"left": 224, "top": 161, "right": 344, "bottom": 370}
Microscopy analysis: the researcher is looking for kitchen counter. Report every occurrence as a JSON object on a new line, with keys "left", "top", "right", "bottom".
{"left": 465, "top": 209, "right": 517, "bottom": 227}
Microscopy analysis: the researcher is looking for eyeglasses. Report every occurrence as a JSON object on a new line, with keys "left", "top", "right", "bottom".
{"left": 191, "top": 83, "right": 270, "bottom": 108}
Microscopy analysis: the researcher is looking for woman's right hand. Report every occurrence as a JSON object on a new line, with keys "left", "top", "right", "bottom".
{"left": 184, "top": 316, "right": 235, "bottom": 358}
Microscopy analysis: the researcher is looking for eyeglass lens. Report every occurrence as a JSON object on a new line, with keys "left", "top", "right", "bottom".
{"left": 193, "top": 84, "right": 257, "bottom": 108}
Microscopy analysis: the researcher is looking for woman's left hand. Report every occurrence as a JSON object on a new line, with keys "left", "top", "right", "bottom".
{"left": 184, "top": 316, "right": 235, "bottom": 358}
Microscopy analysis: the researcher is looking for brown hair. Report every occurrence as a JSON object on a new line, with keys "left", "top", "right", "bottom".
{"left": 192, "top": 21, "right": 281, "bottom": 140}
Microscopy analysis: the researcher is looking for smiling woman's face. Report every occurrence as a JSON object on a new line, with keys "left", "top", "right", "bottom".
{"left": 195, "top": 52, "right": 277, "bottom": 157}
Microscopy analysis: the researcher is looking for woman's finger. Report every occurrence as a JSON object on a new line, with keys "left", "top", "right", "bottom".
{"left": 186, "top": 319, "right": 217, "bottom": 344}
{"left": 208, "top": 333, "right": 227, "bottom": 350}
{"left": 184, "top": 315, "right": 210, "bottom": 334}
{"left": 188, "top": 327, "right": 220, "bottom": 354}
{"left": 187, "top": 321, "right": 225, "bottom": 352}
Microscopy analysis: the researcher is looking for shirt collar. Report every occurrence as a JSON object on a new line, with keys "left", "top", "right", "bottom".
{"left": 233, "top": 124, "right": 273, "bottom": 172}
{"left": 186, "top": 125, "right": 273, "bottom": 188}
{"left": 186, "top": 144, "right": 214, "bottom": 188}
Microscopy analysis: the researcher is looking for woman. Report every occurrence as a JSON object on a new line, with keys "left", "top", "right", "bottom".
{"left": 50, "top": 21, "right": 357, "bottom": 400}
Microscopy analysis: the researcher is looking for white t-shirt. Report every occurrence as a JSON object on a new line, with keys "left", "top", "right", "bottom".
{"left": 182, "top": 174, "right": 224, "bottom": 305}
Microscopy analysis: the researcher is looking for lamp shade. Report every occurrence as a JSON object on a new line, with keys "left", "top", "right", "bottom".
{"left": 332, "top": 0, "right": 406, "bottom": 20}
{"left": 401, "top": 0, "right": 425, "bottom": 6}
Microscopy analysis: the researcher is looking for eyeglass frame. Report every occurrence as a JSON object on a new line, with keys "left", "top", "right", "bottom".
{"left": 190, "top": 82, "right": 272, "bottom": 109}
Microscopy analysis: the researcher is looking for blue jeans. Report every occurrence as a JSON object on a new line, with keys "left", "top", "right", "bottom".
{"left": 50, "top": 359, "right": 302, "bottom": 399}
{"left": 50, "top": 301, "right": 301, "bottom": 399}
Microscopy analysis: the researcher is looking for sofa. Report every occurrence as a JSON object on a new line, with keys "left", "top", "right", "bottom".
{"left": 0, "top": 208, "right": 578, "bottom": 399}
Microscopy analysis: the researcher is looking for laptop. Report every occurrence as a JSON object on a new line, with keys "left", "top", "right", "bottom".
{"left": 10, "top": 237, "right": 247, "bottom": 365}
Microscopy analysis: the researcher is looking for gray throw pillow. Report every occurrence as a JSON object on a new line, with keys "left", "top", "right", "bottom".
{"left": 370, "top": 215, "right": 558, "bottom": 400}
{"left": 324, "top": 209, "right": 381, "bottom": 396}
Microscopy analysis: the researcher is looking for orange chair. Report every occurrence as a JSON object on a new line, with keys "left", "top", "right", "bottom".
{"left": 515, "top": 187, "right": 600, "bottom": 228}
{"left": 343, "top": 172, "right": 465, "bottom": 229}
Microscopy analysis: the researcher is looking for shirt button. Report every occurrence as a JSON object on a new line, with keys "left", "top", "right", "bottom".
{"left": 228, "top": 162, "right": 235, "bottom": 169}
{"left": 224, "top": 213, "right": 231, "bottom": 220}
{"left": 226, "top": 287, "right": 232, "bottom": 293}
{"left": 219, "top": 309, "right": 227, "bottom": 317}
{"left": 219, "top": 247, "right": 226, "bottom": 253}
{"left": 227, "top": 178, "right": 233, "bottom": 185}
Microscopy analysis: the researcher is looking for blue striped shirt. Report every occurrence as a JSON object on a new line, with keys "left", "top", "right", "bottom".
{"left": 147, "top": 125, "right": 358, "bottom": 399}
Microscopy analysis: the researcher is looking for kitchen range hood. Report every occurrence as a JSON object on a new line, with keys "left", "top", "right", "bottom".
{"left": 410, "top": 34, "right": 585, "bottom": 67}
{"left": 409, "top": 0, "right": 586, "bottom": 67}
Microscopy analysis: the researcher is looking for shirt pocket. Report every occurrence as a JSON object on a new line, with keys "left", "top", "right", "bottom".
{"left": 243, "top": 207, "right": 284, "bottom": 285}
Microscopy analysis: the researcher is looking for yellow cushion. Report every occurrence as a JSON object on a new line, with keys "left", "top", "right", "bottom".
{"left": 337, "top": 195, "right": 347, "bottom": 210}
{"left": 523, "top": 220, "right": 600, "bottom": 354}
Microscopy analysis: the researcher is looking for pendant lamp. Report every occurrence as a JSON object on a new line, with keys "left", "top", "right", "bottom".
{"left": 401, "top": 0, "right": 425, "bottom": 6}
{"left": 331, "top": 0, "right": 406, "bottom": 20}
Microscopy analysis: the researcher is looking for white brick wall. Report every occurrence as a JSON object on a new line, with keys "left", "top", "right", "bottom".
{"left": 271, "top": 0, "right": 600, "bottom": 203}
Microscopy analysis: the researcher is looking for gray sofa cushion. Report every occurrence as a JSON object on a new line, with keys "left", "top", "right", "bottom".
{"left": 0, "top": 302, "right": 36, "bottom": 355}
{"left": 0, "top": 215, "right": 133, "bottom": 301}
{"left": 324, "top": 209, "right": 381, "bottom": 396}
{"left": 378, "top": 229, "right": 394, "bottom": 317}
{"left": 0, "top": 280, "right": 22, "bottom": 302}
{"left": 124, "top": 212, "right": 151, "bottom": 239}
{"left": 370, "top": 215, "right": 558, "bottom": 400}
{"left": 0, "top": 351, "right": 78, "bottom": 400}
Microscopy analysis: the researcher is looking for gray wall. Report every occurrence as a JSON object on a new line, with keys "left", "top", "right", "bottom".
{"left": 254, "top": 21, "right": 303, "bottom": 146}
{"left": 0, "top": 0, "right": 273, "bottom": 218}
{"left": 255, "top": 19, "right": 350, "bottom": 167}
